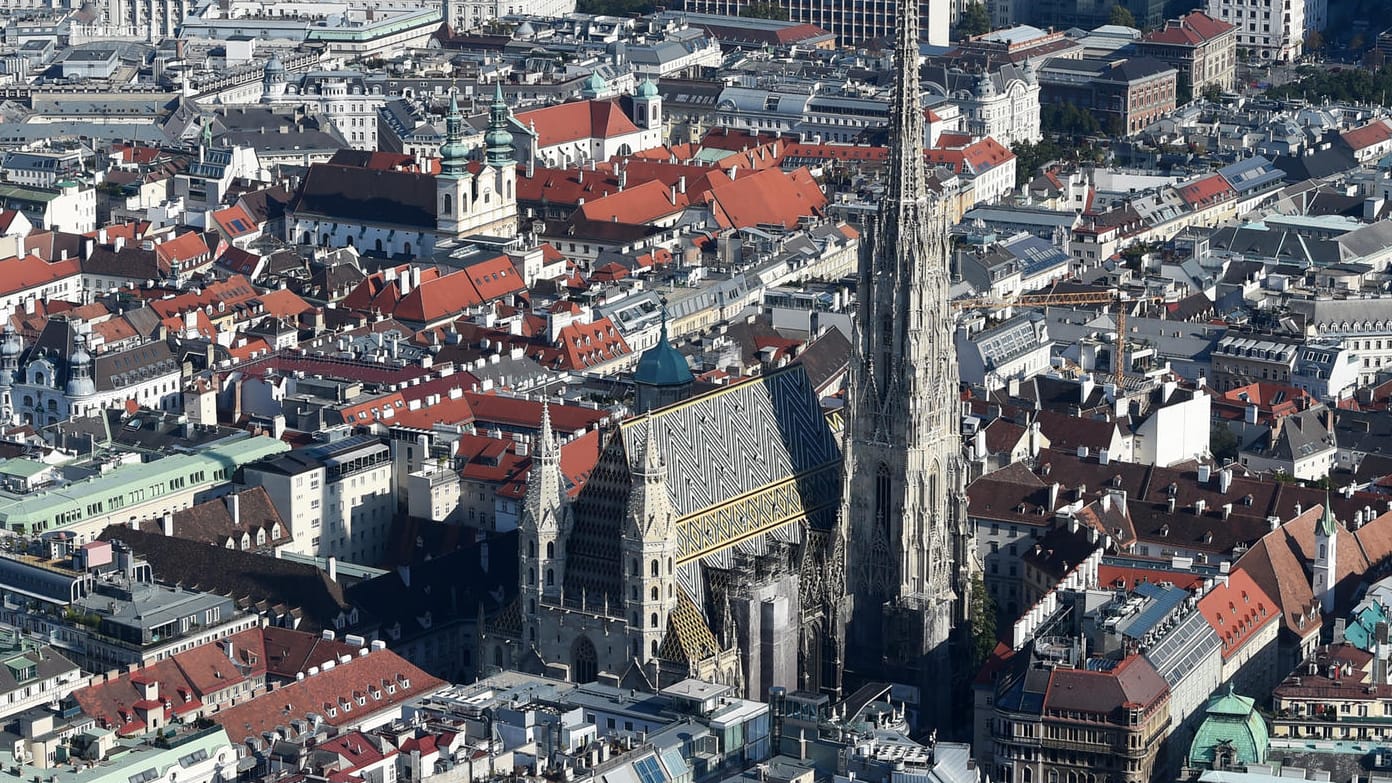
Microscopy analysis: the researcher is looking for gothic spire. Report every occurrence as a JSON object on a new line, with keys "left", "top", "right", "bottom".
{"left": 640, "top": 413, "right": 663, "bottom": 477}
{"left": 538, "top": 400, "right": 558, "bottom": 464}
{"left": 886, "top": 0, "right": 924, "bottom": 213}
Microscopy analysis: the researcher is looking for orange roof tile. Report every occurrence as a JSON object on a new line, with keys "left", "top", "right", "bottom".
{"left": 702, "top": 166, "right": 826, "bottom": 230}
{"left": 515, "top": 100, "right": 641, "bottom": 148}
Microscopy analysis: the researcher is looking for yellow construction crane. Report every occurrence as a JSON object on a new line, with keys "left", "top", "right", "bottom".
{"left": 950, "top": 290, "right": 1166, "bottom": 387}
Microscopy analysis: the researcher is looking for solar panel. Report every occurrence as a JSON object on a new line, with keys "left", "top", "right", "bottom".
{"left": 634, "top": 755, "right": 666, "bottom": 783}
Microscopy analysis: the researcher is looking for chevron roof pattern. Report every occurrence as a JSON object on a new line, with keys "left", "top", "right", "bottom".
{"left": 565, "top": 365, "right": 841, "bottom": 604}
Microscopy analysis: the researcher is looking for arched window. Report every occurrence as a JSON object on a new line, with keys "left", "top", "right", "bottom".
{"left": 631, "top": 586, "right": 638, "bottom": 600}
{"left": 631, "top": 558, "right": 639, "bottom": 576}
{"left": 651, "top": 559, "right": 659, "bottom": 577}
{"left": 546, "top": 541, "right": 555, "bottom": 558}
{"left": 545, "top": 569, "right": 554, "bottom": 586}
{"left": 875, "top": 463, "right": 892, "bottom": 533}
{"left": 1319, "top": 544, "right": 1327, "bottom": 559}
{"left": 650, "top": 612, "right": 658, "bottom": 628}
{"left": 571, "top": 636, "right": 598, "bottom": 683}
{"left": 321, "top": 234, "right": 329, "bottom": 246}
{"left": 302, "top": 232, "right": 311, "bottom": 245}
{"left": 528, "top": 599, "right": 536, "bottom": 614}
{"left": 527, "top": 540, "right": 535, "bottom": 559}
{"left": 632, "top": 612, "right": 638, "bottom": 627}
{"left": 442, "top": 193, "right": 453, "bottom": 215}
{"left": 650, "top": 640, "right": 658, "bottom": 656}
{"left": 375, "top": 238, "right": 383, "bottom": 253}
{"left": 650, "top": 586, "right": 659, "bottom": 601}
{"left": 403, "top": 242, "right": 412, "bottom": 256}
{"left": 527, "top": 567, "right": 535, "bottom": 584}
{"left": 668, "top": 558, "right": 673, "bottom": 574}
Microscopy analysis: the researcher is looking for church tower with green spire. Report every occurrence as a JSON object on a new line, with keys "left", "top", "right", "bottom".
{"left": 435, "top": 86, "right": 518, "bottom": 239}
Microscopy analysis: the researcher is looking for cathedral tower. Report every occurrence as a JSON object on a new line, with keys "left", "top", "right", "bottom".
{"left": 520, "top": 403, "right": 571, "bottom": 611}
{"left": 833, "top": 0, "right": 971, "bottom": 724}
{"left": 623, "top": 416, "right": 679, "bottom": 664}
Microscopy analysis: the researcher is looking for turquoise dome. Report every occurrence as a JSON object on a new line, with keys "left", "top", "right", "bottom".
{"left": 637, "top": 77, "right": 659, "bottom": 98}
{"left": 1188, "top": 686, "right": 1269, "bottom": 769}
{"left": 635, "top": 331, "right": 693, "bottom": 388}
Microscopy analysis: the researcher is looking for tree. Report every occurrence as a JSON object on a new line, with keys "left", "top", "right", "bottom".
{"left": 1201, "top": 83, "right": 1224, "bottom": 102}
{"left": 969, "top": 573, "right": 997, "bottom": 668}
{"left": 1108, "top": 3, "right": 1136, "bottom": 27}
{"left": 1211, "top": 422, "right": 1239, "bottom": 464}
{"left": 1305, "top": 29, "right": 1325, "bottom": 55}
{"left": 955, "top": 1, "right": 991, "bottom": 39}
{"left": 739, "top": 1, "right": 789, "bottom": 19}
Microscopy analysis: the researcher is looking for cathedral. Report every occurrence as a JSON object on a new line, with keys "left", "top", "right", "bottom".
{"left": 499, "top": 0, "right": 968, "bottom": 726}
{"left": 833, "top": 0, "right": 973, "bottom": 720}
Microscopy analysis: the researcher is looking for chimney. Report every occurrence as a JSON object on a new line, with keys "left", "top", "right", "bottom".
{"left": 161, "top": 512, "right": 173, "bottom": 537}
{"left": 327, "top": 556, "right": 337, "bottom": 583}
{"left": 1198, "top": 464, "right": 1212, "bottom": 483}
{"left": 1219, "top": 468, "right": 1232, "bottom": 493}
{"left": 114, "top": 236, "right": 125, "bottom": 252}
{"left": 98, "top": 227, "right": 108, "bottom": 245}
{"left": 226, "top": 492, "right": 240, "bottom": 527}
{"left": 400, "top": 266, "right": 412, "bottom": 295}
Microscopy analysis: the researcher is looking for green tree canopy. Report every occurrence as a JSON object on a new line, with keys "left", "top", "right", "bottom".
{"left": 970, "top": 574, "right": 998, "bottom": 668}
{"left": 955, "top": 2, "right": 991, "bottom": 39}
{"left": 1109, "top": 3, "right": 1137, "bottom": 27}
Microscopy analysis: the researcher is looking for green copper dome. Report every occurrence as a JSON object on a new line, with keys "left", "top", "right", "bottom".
{"left": 635, "top": 314, "right": 693, "bottom": 388}
{"left": 585, "top": 71, "right": 606, "bottom": 93}
{"left": 1188, "top": 686, "right": 1269, "bottom": 769}
{"left": 440, "top": 93, "right": 468, "bottom": 179}
{"left": 637, "top": 77, "right": 659, "bottom": 98}
{"left": 485, "top": 82, "right": 514, "bottom": 168}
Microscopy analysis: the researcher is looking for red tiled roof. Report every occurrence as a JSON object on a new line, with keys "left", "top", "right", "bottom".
{"left": 255, "top": 287, "right": 315, "bottom": 320}
{"left": 1342, "top": 120, "right": 1392, "bottom": 151}
{"left": 1176, "top": 173, "right": 1235, "bottom": 209}
{"left": 1197, "top": 568, "right": 1276, "bottom": 660}
{"left": 553, "top": 316, "right": 630, "bottom": 370}
{"left": 1141, "top": 11, "right": 1234, "bottom": 45}
{"left": 577, "top": 179, "right": 687, "bottom": 225}
{"left": 211, "top": 204, "right": 260, "bottom": 238}
{"left": 515, "top": 166, "right": 622, "bottom": 207}
{"left": 702, "top": 166, "right": 826, "bottom": 230}
{"left": 516, "top": 100, "right": 641, "bottom": 148}
{"left": 1097, "top": 564, "right": 1204, "bottom": 592}
{"left": 210, "top": 650, "right": 445, "bottom": 739}
{"left": 155, "top": 231, "right": 211, "bottom": 266}
{"left": 0, "top": 254, "right": 81, "bottom": 297}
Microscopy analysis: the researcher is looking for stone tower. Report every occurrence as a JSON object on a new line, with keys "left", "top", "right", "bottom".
{"left": 833, "top": 0, "right": 971, "bottom": 725}
{"left": 1314, "top": 493, "right": 1338, "bottom": 614}
{"left": 520, "top": 403, "right": 572, "bottom": 613}
{"left": 623, "top": 415, "right": 679, "bottom": 664}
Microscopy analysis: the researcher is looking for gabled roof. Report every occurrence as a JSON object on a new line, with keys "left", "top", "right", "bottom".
{"left": 210, "top": 204, "right": 260, "bottom": 238}
{"left": 516, "top": 99, "right": 642, "bottom": 147}
{"left": 1197, "top": 569, "right": 1276, "bottom": 661}
{"left": 1140, "top": 10, "right": 1233, "bottom": 45}
{"left": 289, "top": 164, "right": 437, "bottom": 230}
{"left": 1341, "top": 120, "right": 1392, "bottom": 152}
{"left": 702, "top": 166, "right": 826, "bottom": 230}
{"left": 210, "top": 649, "right": 445, "bottom": 740}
